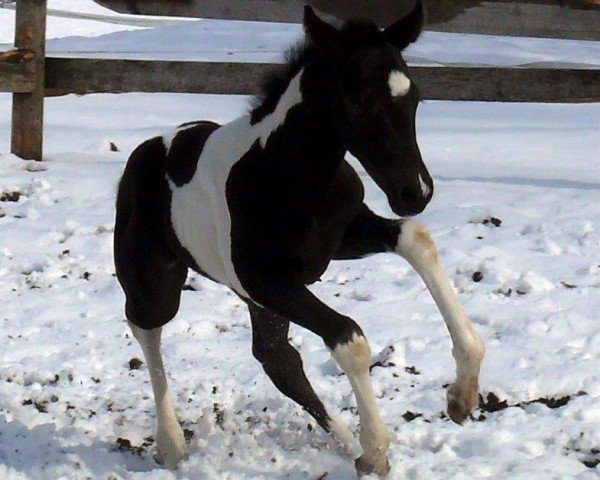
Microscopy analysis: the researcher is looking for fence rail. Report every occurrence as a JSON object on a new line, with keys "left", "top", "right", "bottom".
{"left": 43, "top": 58, "right": 600, "bottom": 104}
{"left": 92, "top": 0, "right": 600, "bottom": 41}
{"left": 1, "top": 0, "right": 600, "bottom": 160}
{"left": 0, "top": 50, "right": 36, "bottom": 93}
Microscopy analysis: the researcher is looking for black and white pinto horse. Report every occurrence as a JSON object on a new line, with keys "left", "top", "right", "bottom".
{"left": 114, "top": 2, "right": 484, "bottom": 476}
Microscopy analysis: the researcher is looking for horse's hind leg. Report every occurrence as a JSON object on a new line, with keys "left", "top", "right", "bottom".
{"left": 248, "top": 303, "right": 355, "bottom": 454}
{"left": 117, "top": 251, "right": 188, "bottom": 468}
{"left": 115, "top": 230, "right": 188, "bottom": 467}
{"left": 129, "top": 322, "right": 187, "bottom": 469}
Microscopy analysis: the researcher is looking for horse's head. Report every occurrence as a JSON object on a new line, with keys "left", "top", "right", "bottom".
{"left": 304, "top": 1, "right": 433, "bottom": 217}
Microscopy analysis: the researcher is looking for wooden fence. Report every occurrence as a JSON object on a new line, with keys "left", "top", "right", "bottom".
{"left": 1, "top": 0, "right": 599, "bottom": 160}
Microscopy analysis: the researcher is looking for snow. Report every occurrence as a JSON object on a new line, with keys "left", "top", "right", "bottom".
{"left": 1, "top": 2, "right": 600, "bottom": 479}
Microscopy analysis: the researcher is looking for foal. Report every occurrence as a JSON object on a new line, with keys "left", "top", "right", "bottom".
{"left": 114, "top": 2, "right": 484, "bottom": 476}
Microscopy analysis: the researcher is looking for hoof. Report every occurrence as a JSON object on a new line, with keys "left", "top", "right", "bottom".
{"left": 447, "top": 380, "right": 479, "bottom": 424}
{"left": 329, "top": 421, "right": 357, "bottom": 458}
{"left": 155, "top": 428, "right": 187, "bottom": 469}
{"left": 355, "top": 453, "right": 390, "bottom": 477}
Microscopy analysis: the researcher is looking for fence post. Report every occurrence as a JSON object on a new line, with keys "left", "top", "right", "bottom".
{"left": 11, "top": 0, "right": 47, "bottom": 161}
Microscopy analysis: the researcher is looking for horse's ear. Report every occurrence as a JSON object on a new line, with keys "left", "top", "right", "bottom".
{"left": 303, "top": 6, "right": 343, "bottom": 58}
{"left": 383, "top": 0, "right": 425, "bottom": 50}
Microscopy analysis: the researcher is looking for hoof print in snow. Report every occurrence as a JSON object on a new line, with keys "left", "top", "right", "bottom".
{"left": 469, "top": 216, "right": 502, "bottom": 228}
{"left": 183, "top": 428, "right": 195, "bottom": 442}
{"left": 483, "top": 217, "right": 502, "bottom": 227}
{"left": 478, "top": 391, "right": 587, "bottom": 415}
{"left": 479, "top": 393, "right": 508, "bottom": 413}
{"left": 582, "top": 458, "right": 600, "bottom": 469}
{"left": 114, "top": 438, "right": 145, "bottom": 456}
{"left": 523, "top": 391, "right": 586, "bottom": 410}
{"left": 472, "top": 271, "right": 484, "bottom": 283}
{"left": 402, "top": 410, "right": 422, "bottom": 422}
{"left": 0, "top": 190, "right": 20, "bottom": 202}
{"left": 128, "top": 358, "right": 144, "bottom": 370}
{"left": 213, "top": 403, "right": 226, "bottom": 429}
{"left": 22, "top": 398, "right": 55, "bottom": 413}
{"left": 561, "top": 281, "right": 577, "bottom": 289}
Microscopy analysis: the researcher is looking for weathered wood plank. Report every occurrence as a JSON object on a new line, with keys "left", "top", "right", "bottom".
{"left": 412, "top": 66, "right": 600, "bottom": 102}
{"left": 44, "top": 58, "right": 267, "bottom": 96}
{"left": 92, "top": 0, "right": 600, "bottom": 40}
{"left": 0, "top": 49, "right": 36, "bottom": 93}
{"left": 11, "top": 0, "right": 47, "bottom": 161}
{"left": 92, "top": 0, "right": 413, "bottom": 27}
{"left": 428, "top": 0, "right": 600, "bottom": 41}
{"left": 45, "top": 57, "right": 600, "bottom": 103}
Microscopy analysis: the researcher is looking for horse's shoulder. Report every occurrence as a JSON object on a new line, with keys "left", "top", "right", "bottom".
{"left": 330, "top": 160, "right": 365, "bottom": 207}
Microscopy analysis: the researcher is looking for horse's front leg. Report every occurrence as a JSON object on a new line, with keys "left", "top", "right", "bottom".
{"left": 396, "top": 220, "right": 485, "bottom": 423}
{"left": 335, "top": 205, "right": 485, "bottom": 424}
{"left": 246, "top": 283, "right": 390, "bottom": 477}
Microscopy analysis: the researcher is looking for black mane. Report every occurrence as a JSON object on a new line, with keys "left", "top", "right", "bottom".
{"left": 249, "top": 41, "right": 315, "bottom": 125}
{"left": 249, "top": 20, "right": 384, "bottom": 125}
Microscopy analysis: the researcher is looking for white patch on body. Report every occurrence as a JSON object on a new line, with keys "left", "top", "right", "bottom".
{"left": 257, "top": 71, "right": 303, "bottom": 147}
{"left": 167, "top": 71, "right": 305, "bottom": 298}
{"left": 162, "top": 123, "right": 199, "bottom": 154}
{"left": 418, "top": 174, "right": 431, "bottom": 197}
{"left": 388, "top": 70, "right": 411, "bottom": 97}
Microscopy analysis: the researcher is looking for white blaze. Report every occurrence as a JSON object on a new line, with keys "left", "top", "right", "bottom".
{"left": 388, "top": 70, "right": 411, "bottom": 97}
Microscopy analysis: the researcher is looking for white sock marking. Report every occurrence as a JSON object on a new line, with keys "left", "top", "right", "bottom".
{"left": 395, "top": 221, "right": 484, "bottom": 382}
{"left": 327, "top": 414, "right": 358, "bottom": 457}
{"left": 129, "top": 323, "right": 186, "bottom": 469}
{"left": 332, "top": 334, "right": 390, "bottom": 461}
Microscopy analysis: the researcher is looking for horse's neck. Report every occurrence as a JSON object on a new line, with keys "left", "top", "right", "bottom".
{"left": 255, "top": 66, "right": 345, "bottom": 189}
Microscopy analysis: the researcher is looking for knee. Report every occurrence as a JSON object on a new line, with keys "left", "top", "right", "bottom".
{"left": 126, "top": 298, "right": 179, "bottom": 331}
{"left": 395, "top": 220, "right": 438, "bottom": 264}
{"left": 331, "top": 333, "right": 372, "bottom": 375}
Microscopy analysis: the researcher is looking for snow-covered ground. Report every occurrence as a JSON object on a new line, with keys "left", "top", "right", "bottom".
{"left": 1, "top": 2, "right": 600, "bottom": 479}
